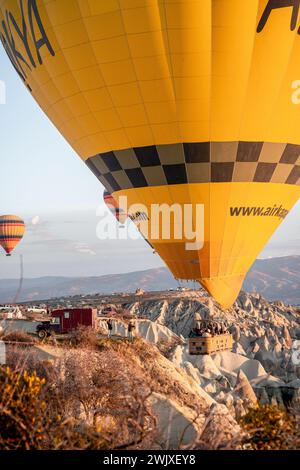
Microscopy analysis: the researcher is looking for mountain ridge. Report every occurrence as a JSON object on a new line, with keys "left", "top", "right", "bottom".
{"left": 0, "top": 256, "right": 299, "bottom": 304}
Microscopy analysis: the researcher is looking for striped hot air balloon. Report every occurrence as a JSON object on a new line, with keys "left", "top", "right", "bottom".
{"left": 0, "top": 215, "right": 25, "bottom": 256}
{"left": 1, "top": 1, "right": 300, "bottom": 308}
{"left": 103, "top": 190, "right": 127, "bottom": 225}
{"left": 103, "top": 189, "right": 154, "bottom": 251}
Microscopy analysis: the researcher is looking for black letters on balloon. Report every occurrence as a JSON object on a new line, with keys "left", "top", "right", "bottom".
{"left": 0, "top": 0, "right": 55, "bottom": 85}
{"left": 257, "top": 0, "right": 300, "bottom": 32}
{"left": 28, "top": 0, "right": 54, "bottom": 65}
{"left": 3, "top": 0, "right": 300, "bottom": 84}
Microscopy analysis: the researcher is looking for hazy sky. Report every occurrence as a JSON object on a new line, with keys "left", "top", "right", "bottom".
{"left": 0, "top": 45, "right": 300, "bottom": 279}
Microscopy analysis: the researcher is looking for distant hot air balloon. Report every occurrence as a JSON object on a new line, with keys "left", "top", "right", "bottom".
{"left": 0, "top": 215, "right": 25, "bottom": 256}
{"left": 1, "top": 1, "right": 300, "bottom": 307}
{"left": 103, "top": 190, "right": 127, "bottom": 226}
{"left": 103, "top": 190, "right": 154, "bottom": 251}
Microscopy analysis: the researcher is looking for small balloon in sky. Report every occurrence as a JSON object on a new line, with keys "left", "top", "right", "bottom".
{"left": 0, "top": 215, "right": 25, "bottom": 256}
{"left": 31, "top": 215, "right": 40, "bottom": 226}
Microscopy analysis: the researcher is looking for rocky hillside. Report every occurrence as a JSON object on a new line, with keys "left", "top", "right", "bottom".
{"left": 2, "top": 330, "right": 239, "bottom": 450}
{"left": 3, "top": 288, "right": 300, "bottom": 448}
{"left": 98, "top": 290, "right": 300, "bottom": 416}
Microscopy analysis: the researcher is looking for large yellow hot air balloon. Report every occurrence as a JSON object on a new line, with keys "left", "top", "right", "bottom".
{"left": 0, "top": 215, "right": 25, "bottom": 256}
{"left": 1, "top": 0, "right": 300, "bottom": 308}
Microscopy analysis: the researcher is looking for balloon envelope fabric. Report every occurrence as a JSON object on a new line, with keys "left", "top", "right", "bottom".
{"left": 1, "top": 0, "right": 300, "bottom": 307}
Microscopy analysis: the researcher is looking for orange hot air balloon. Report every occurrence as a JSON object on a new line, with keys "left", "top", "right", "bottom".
{"left": 103, "top": 190, "right": 127, "bottom": 225}
{"left": 0, "top": 215, "right": 25, "bottom": 256}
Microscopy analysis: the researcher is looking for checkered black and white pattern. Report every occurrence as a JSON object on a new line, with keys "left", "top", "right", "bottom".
{"left": 86, "top": 141, "right": 300, "bottom": 193}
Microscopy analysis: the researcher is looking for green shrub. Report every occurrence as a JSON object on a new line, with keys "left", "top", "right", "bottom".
{"left": 240, "top": 404, "right": 300, "bottom": 450}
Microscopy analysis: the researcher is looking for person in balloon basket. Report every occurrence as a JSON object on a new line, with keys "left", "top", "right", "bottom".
{"left": 127, "top": 321, "right": 136, "bottom": 341}
{"left": 107, "top": 319, "right": 113, "bottom": 338}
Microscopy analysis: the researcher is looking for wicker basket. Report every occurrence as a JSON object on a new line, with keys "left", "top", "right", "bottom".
{"left": 189, "top": 333, "right": 233, "bottom": 355}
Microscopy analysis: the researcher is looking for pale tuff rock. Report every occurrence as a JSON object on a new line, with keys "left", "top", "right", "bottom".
{"left": 255, "top": 325, "right": 266, "bottom": 336}
{"left": 171, "top": 344, "right": 218, "bottom": 378}
{"left": 251, "top": 343, "right": 260, "bottom": 355}
{"left": 212, "top": 351, "right": 267, "bottom": 382}
{"left": 238, "top": 334, "right": 253, "bottom": 353}
{"left": 171, "top": 344, "right": 186, "bottom": 368}
{"left": 146, "top": 392, "right": 201, "bottom": 449}
{"left": 205, "top": 298, "right": 215, "bottom": 319}
{"left": 232, "top": 342, "right": 246, "bottom": 355}
{"left": 98, "top": 318, "right": 181, "bottom": 345}
{"left": 274, "top": 339, "right": 284, "bottom": 355}
{"left": 254, "top": 375, "right": 285, "bottom": 388}
{"left": 234, "top": 398, "right": 247, "bottom": 420}
{"left": 220, "top": 392, "right": 235, "bottom": 409}
{"left": 183, "top": 350, "right": 222, "bottom": 380}
{"left": 194, "top": 311, "right": 202, "bottom": 321}
{"left": 217, "top": 367, "right": 238, "bottom": 388}
{"left": 237, "top": 292, "right": 254, "bottom": 313}
{"left": 217, "top": 373, "right": 232, "bottom": 388}
{"left": 121, "top": 291, "right": 300, "bottom": 410}
{"left": 136, "top": 320, "right": 180, "bottom": 344}
{"left": 279, "top": 337, "right": 288, "bottom": 348}
{"left": 147, "top": 347, "right": 216, "bottom": 407}
{"left": 220, "top": 393, "right": 236, "bottom": 411}
{"left": 260, "top": 335, "right": 271, "bottom": 351}
{"left": 191, "top": 355, "right": 222, "bottom": 380}
{"left": 182, "top": 361, "right": 205, "bottom": 387}
{"left": 141, "top": 354, "right": 238, "bottom": 448}
{"left": 203, "top": 382, "right": 218, "bottom": 395}
{"left": 214, "top": 391, "right": 227, "bottom": 403}
{"left": 283, "top": 325, "right": 293, "bottom": 348}
{"left": 200, "top": 403, "right": 241, "bottom": 447}
{"left": 230, "top": 324, "right": 241, "bottom": 342}
{"left": 10, "top": 289, "right": 300, "bottom": 423}
{"left": 251, "top": 294, "right": 262, "bottom": 310}
{"left": 98, "top": 319, "right": 127, "bottom": 337}
{"left": 234, "top": 370, "right": 257, "bottom": 406}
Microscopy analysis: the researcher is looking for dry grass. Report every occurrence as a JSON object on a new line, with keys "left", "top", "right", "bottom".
{"left": 0, "top": 336, "right": 202, "bottom": 449}
{"left": 0, "top": 365, "right": 121, "bottom": 450}
{"left": 156, "top": 338, "right": 184, "bottom": 360}
{"left": 96, "top": 337, "right": 208, "bottom": 413}
{"left": 0, "top": 333, "right": 242, "bottom": 450}
{"left": 68, "top": 325, "right": 99, "bottom": 349}
{"left": 2, "top": 330, "right": 36, "bottom": 344}
{"left": 0, "top": 346, "right": 156, "bottom": 450}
